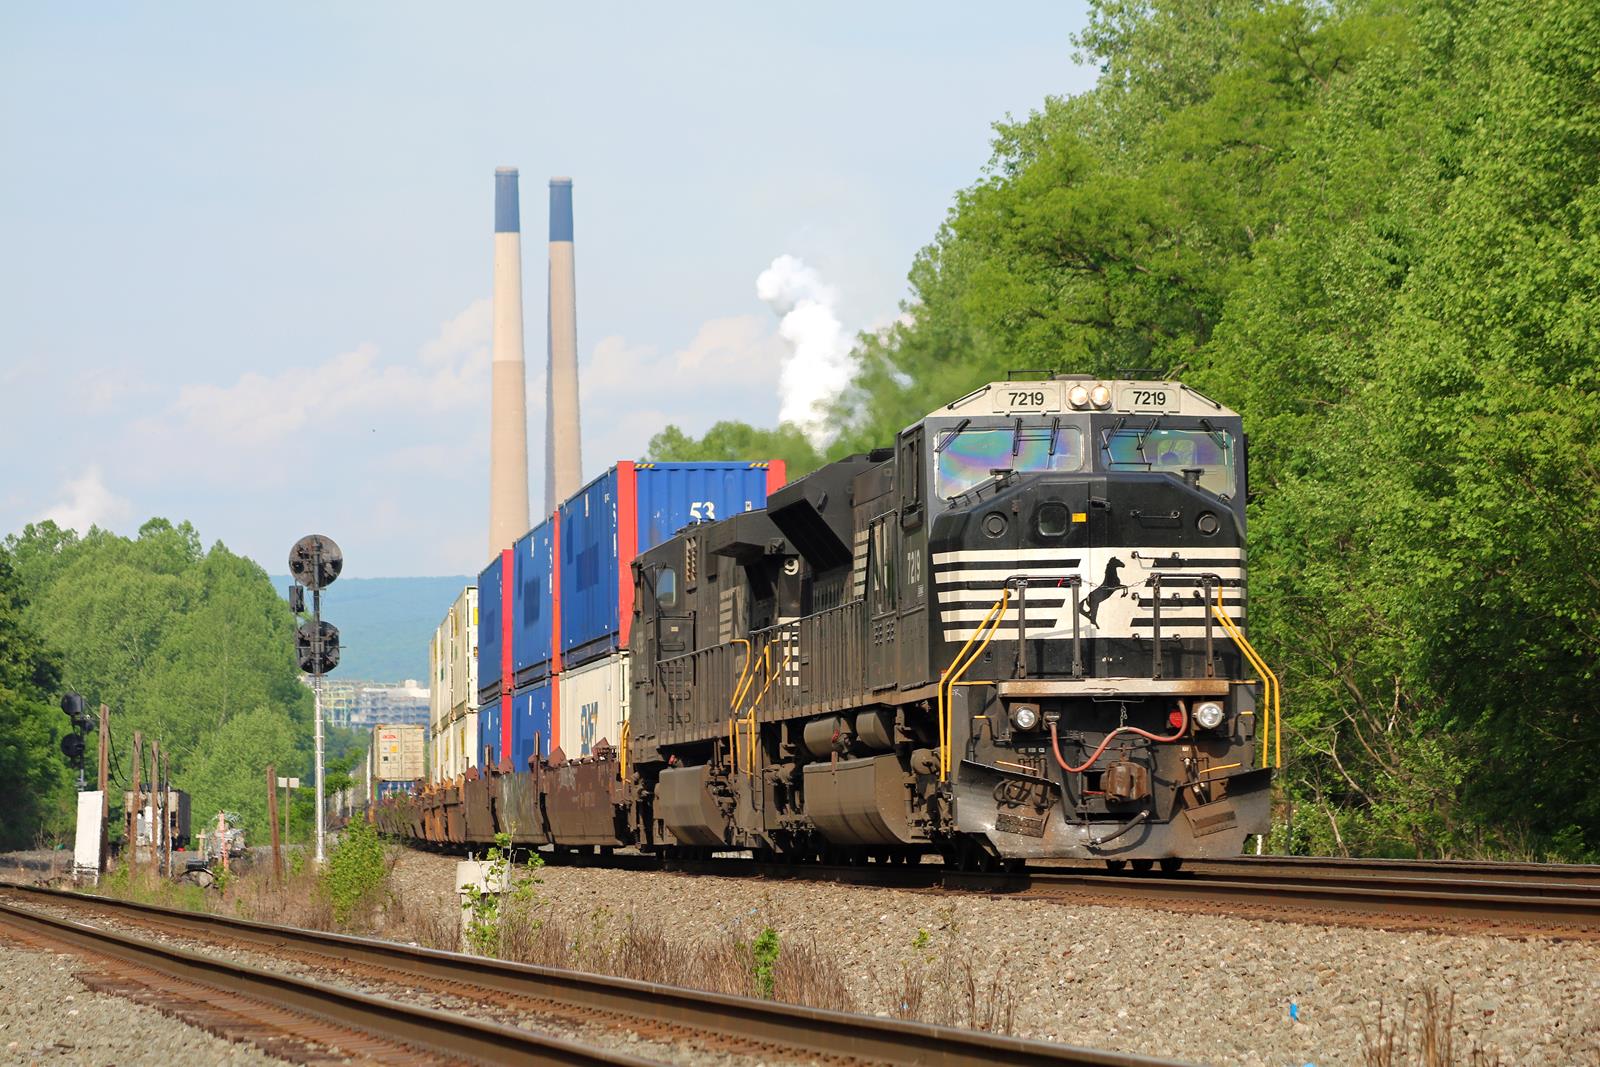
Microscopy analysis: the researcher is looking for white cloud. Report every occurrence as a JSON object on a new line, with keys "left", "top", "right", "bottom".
{"left": 133, "top": 299, "right": 494, "bottom": 478}
{"left": 577, "top": 314, "right": 786, "bottom": 467}
{"left": 756, "top": 254, "right": 854, "bottom": 445}
{"left": 38, "top": 466, "right": 133, "bottom": 533}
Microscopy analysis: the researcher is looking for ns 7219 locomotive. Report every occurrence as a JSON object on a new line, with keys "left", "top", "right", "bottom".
{"left": 390, "top": 376, "right": 1279, "bottom": 870}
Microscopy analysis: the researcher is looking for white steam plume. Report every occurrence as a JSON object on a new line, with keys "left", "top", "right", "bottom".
{"left": 756, "top": 254, "right": 853, "bottom": 445}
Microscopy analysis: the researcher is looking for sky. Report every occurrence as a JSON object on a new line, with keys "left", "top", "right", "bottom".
{"left": 0, "top": 3, "right": 1096, "bottom": 576}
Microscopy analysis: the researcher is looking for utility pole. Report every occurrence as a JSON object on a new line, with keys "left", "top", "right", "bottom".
{"left": 150, "top": 741, "right": 161, "bottom": 879}
{"left": 97, "top": 704, "right": 109, "bottom": 873}
{"left": 267, "top": 764, "right": 282, "bottom": 881}
{"left": 162, "top": 750, "right": 171, "bottom": 877}
{"left": 288, "top": 534, "right": 342, "bottom": 867}
{"left": 129, "top": 732, "right": 142, "bottom": 873}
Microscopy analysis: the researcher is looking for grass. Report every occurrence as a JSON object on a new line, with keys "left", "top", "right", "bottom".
{"left": 1361, "top": 989, "right": 1503, "bottom": 1067}
{"left": 85, "top": 839, "right": 1020, "bottom": 1034}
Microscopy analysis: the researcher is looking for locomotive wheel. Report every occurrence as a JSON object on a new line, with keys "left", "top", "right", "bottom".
{"left": 1131, "top": 859, "right": 1155, "bottom": 873}
{"left": 1159, "top": 858, "right": 1184, "bottom": 874}
{"left": 1105, "top": 860, "right": 1127, "bottom": 872}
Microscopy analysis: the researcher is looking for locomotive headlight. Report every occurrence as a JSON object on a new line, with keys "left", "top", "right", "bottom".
{"left": 1193, "top": 701, "right": 1226, "bottom": 730}
{"left": 1067, "top": 385, "right": 1091, "bottom": 409}
{"left": 1009, "top": 704, "right": 1041, "bottom": 731}
{"left": 1089, "top": 385, "right": 1112, "bottom": 408}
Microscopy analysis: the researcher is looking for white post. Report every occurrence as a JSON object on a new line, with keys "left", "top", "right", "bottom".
{"left": 314, "top": 675, "right": 326, "bottom": 864}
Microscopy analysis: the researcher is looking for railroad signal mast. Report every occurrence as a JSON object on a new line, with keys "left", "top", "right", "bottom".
{"left": 288, "top": 534, "right": 342, "bottom": 865}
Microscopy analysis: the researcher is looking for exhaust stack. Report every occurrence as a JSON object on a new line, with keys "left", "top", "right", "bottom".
{"left": 489, "top": 167, "right": 531, "bottom": 555}
{"left": 545, "top": 177, "right": 582, "bottom": 513}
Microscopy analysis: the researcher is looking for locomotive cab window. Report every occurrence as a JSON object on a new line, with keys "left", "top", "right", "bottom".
{"left": 1100, "top": 425, "right": 1236, "bottom": 498}
{"left": 934, "top": 424, "right": 1084, "bottom": 499}
{"left": 655, "top": 565, "right": 678, "bottom": 608}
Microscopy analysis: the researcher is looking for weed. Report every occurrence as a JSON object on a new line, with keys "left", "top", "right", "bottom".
{"left": 1361, "top": 988, "right": 1502, "bottom": 1067}
{"left": 462, "top": 833, "right": 544, "bottom": 955}
{"left": 912, "top": 928, "right": 931, "bottom": 951}
{"left": 751, "top": 926, "right": 780, "bottom": 998}
{"left": 320, "top": 817, "right": 388, "bottom": 927}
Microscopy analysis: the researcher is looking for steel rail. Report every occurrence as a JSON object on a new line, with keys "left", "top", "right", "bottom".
{"left": 1187, "top": 854, "right": 1600, "bottom": 886}
{"left": 976, "top": 868, "right": 1600, "bottom": 934}
{"left": 0, "top": 883, "right": 1186, "bottom": 1067}
{"left": 0, "top": 897, "right": 652, "bottom": 1065}
{"left": 648, "top": 855, "right": 1600, "bottom": 936}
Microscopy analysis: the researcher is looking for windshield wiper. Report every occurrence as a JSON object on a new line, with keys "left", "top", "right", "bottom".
{"left": 934, "top": 418, "right": 969, "bottom": 454}
{"left": 1198, "top": 417, "right": 1227, "bottom": 450}
{"left": 1048, "top": 416, "right": 1060, "bottom": 457}
{"left": 1133, "top": 415, "right": 1164, "bottom": 461}
{"left": 1012, "top": 418, "right": 1023, "bottom": 458}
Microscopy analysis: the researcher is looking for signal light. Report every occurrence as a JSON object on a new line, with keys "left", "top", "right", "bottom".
{"left": 1167, "top": 709, "right": 1185, "bottom": 730}
{"left": 296, "top": 620, "right": 341, "bottom": 674}
{"left": 61, "top": 692, "right": 84, "bottom": 719}
{"left": 59, "top": 732, "right": 85, "bottom": 762}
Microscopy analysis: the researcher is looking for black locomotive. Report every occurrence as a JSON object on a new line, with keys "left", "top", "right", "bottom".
{"left": 387, "top": 376, "right": 1277, "bottom": 868}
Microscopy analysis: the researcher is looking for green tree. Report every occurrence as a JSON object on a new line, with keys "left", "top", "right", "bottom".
{"left": 645, "top": 421, "right": 825, "bottom": 477}
{"left": 0, "top": 547, "right": 69, "bottom": 848}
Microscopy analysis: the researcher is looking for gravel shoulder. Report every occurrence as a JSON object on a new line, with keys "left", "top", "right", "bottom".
{"left": 0, "top": 940, "right": 284, "bottom": 1066}
{"left": 388, "top": 848, "right": 1600, "bottom": 1067}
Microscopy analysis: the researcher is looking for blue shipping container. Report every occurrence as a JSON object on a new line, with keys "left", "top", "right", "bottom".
{"left": 512, "top": 518, "right": 557, "bottom": 687}
{"left": 559, "top": 461, "right": 783, "bottom": 669}
{"left": 511, "top": 680, "right": 553, "bottom": 770}
{"left": 477, "top": 553, "right": 503, "bottom": 707}
{"left": 480, "top": 701, "right": 501, "bottom": 769}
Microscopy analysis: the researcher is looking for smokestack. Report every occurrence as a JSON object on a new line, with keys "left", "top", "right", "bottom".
{"left": 489, "top": 167, "right": 531, "bottom": 555}
{"left": 545, "top": 177, "right": 582, "bottom": 513}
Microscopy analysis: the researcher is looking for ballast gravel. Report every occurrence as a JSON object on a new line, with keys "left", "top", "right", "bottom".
{"left": 0, "top": 941, "right": 283, "bottom": 1066}
{"left": 388, "top": 849, "right": 1600, "bottom": 1067}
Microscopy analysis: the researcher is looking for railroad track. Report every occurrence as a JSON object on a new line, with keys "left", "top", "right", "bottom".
{"left": 634, "top": 853, "right": 1600, "bottom": 939}
{"left": 0, "top": 883, "right": 1179, "bottom": 1067}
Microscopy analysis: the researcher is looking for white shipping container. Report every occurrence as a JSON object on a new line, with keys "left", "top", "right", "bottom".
{"left": 432, "top": 706, "right": 479, "bottom": 781}
{"left": 371, "top": 723, "right": 426, "bottom": 782}
{"left": 428, "top": 631, "right": 448, "bottom": 734}
{"left": 556, "top": 652, "right": 629, "bottom": 760}
{"left": 448, "top": 586, "right": 478, "bottom": 712}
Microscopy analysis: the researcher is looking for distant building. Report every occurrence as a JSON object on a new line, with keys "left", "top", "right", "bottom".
{"left": 314, "top": 679, "right": 431, "bottom": 730}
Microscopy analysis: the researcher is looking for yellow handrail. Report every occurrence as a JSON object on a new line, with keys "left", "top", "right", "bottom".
{"left": 1207, "top": 585, "right": 1282, "bottom": 769}
{"left": 728, "top": 638, "right": 756, "bottom": 710}
{"left": 619, "top": 720, "right": 630, "bottom": 781}
{"left": 937, "top": 588, "right": 1011, "bottom": 780}
{"left": 740, "top": 648, "right": 793, "bottom": 773}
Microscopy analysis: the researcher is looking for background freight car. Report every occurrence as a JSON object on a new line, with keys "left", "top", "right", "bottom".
{"left": 556, "top": 652, "right": 628, "bottom": 759}
{"left": 370, "top": 723, "right": 426, "bottom": 783}
{"left": 559, "top": 461, "right": 783, "bottom": 669}
{"left": 479, "top": 701, "right": 501, "bottom": 768}
{"left": 513, "top": 519, "right": 557, "bottom": 687}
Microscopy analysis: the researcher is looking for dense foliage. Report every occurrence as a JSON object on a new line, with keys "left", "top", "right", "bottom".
{"left": 651, "top": 0, "right": 1600, "bottom": 859}
{"left": 0, "top": 549, "right": 67, "bottom": 849}
{"left": 2, "top": 519, "right": 313, "bottom": 844}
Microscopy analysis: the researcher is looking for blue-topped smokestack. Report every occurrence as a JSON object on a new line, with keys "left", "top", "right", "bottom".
{"left": 546, "top": 177, "right": 582, "bottom": 512}
{"left": 489, "top": 167, "right": 530, "bottom": 555}
{"left": 494, "top": 167, "right": 521, "bottom": 234}
{"left": 548, "top": 177, "right": 573, "bottom": 242}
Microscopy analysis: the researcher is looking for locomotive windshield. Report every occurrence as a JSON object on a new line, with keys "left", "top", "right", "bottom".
{"left": 934, "top": 424, "right": 1084, "bottom": 498}
{"left": 1101, "top": 424, "right": 1236, "bottom": 497}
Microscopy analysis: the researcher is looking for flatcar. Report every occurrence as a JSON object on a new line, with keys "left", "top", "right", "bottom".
{"left": 385, "top": 376, "right": 1278, "bottom": 870}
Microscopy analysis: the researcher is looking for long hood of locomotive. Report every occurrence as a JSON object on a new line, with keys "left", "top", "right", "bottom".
{"left": 929, "top": 474, "right": 1244, "bottom": 647}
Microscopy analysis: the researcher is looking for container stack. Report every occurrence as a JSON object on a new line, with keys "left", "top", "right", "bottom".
{"left": 474, "top": 459, "right": 784, "bottom": 771}
{"left": 368, "top": 723, "right": 426, "bottom": 799}
{"left": 428, "top": 586, "right": 479, "bottom": 783}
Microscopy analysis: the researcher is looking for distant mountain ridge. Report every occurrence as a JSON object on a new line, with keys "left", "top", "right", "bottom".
{"left": 270, "top": 575, "right": 473, "bottom": 683}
